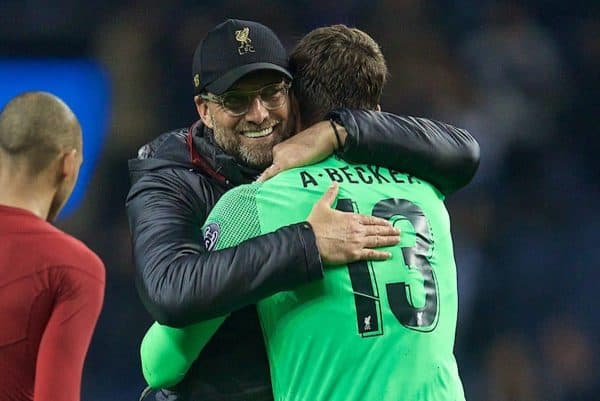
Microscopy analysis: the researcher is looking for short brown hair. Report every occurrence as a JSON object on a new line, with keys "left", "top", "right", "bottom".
{"left": 0, "top": 92, "right": 81, "bottom": 175}
{"left": 289, "top": 24, "right": 388, "bottom": 125}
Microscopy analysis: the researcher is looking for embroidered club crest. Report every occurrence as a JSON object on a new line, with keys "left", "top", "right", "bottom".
{"left": 364, "top": 315, "right": 372, "bottom": 331}
{"left": 235, "top": 27, "right": 255, "bottom": 55}
{"left": 203, "top": 223, "right": 220, "bottom": 251}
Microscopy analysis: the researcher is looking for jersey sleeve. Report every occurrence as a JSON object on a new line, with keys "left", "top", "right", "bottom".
{"left": 202, "top": 183, "right": 263, "bottom": 251}
{"left": 127, "top": 169, "right": 321, "bottom": 326}
{"left": 34, "top": 260, "right": 105, "bottom": 401}
{"left": 140, "top": 317, "right": 226, "bottom": 388}
{"left": 139, "top": 183, "right": 266, "bottom": 389}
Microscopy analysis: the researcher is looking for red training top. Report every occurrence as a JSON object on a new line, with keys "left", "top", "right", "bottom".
{"left": 0, "top": 205, "right": 105, "bottom": 401}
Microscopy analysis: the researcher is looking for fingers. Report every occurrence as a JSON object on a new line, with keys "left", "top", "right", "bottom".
{"left": 362, "top": 223, "right": 400, "bottom": 237}
{"left": 360, "top": 220, "right": 401, "bottom": 249}
{"left": 356, "top": 249, "right": 392, "bottom": 261}
{"left": 311, "top": 189, "right": 401, "bottom": 265}
{"left": 362, "top": 234, "right": 400, "bottom": 248}
{"left": 356, "top": 214, "right": 394, "bottom": 227}
{"left": 318, "top": 182, "right": 339, "bottom": 207}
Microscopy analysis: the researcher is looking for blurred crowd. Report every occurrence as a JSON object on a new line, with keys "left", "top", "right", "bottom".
{"left": 1, "top": 0, "right": 598, "bottom": 399}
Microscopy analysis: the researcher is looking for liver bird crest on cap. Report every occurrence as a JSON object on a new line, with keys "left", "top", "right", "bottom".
{"left": 235, "top": 27, "right": 255, "bottom": 55}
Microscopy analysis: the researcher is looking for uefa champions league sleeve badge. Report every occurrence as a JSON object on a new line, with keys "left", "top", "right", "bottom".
{"left": 203, "top": 222, "right": 220, "bottom": 251}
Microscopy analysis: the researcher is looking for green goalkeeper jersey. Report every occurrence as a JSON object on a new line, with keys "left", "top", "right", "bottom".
{"left": 204, "top": 156, "right": 464, "bottom": 401}
{"left": 140, "top": 156, "right": 465, "bottom": 400}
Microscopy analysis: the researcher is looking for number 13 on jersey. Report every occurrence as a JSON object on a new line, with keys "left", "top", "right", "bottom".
{"left": 336, "top": 198, "right": 440, "bottom": 337}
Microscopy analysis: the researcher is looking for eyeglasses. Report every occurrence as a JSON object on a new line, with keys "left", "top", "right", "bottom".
{"left": 200, "top": 81, "right": 291, "bottom": 117}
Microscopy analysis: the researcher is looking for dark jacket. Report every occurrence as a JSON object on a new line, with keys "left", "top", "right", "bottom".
{"left": 126, "top": 109, "right": 479, "bottom": 400}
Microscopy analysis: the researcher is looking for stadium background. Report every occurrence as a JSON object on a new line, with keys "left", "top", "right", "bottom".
{"left": 1, "top": 0, "right": 598, "bottom": 399}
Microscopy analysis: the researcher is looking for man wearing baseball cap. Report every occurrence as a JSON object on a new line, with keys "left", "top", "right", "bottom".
{"left": 192, "top": 20, "right": 292, "bottom": 96}
{"left": 191, "top": 19, "right": 295, "bottom": 173}
{"left": 127, "top": 19, "right": 479, "bottom": 401}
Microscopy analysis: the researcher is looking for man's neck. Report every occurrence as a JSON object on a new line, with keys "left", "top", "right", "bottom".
{"left": 0, "top": 170, "right": 53, "bottom": 220}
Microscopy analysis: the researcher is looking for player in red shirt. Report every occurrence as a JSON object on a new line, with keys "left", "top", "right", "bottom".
{"left": 0, "top": 92, "right": 105, "bottom": 401}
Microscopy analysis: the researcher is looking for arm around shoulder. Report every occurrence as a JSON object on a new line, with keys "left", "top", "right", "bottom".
{"left": 331, "top": 109, "right": 480, "bottom": 195}
{"left": 127, "top": 168, "right": 323, "bottom": 327}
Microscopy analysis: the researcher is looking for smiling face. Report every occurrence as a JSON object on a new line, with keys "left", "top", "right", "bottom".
{"left": 196, "top": 70, "right": 293, "bottom": 170}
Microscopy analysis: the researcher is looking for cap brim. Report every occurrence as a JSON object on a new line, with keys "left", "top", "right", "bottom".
{"left": 204, "top": 62, "right": 292, "bottom": 95}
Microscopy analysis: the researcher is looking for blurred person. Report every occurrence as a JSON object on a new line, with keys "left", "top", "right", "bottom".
{"left": 457, "top": 1, "right": 567, "bottom": 182}
{"left": 142, "top": 25, "right": 467, "bottom": 401}
{"left": 361, "top": 0, "right": 462, "bottom": 117}
{"left": 127, "top": 19, "right": 479, "bottom": 401}
{"left": 0, "top": 92, "right": 105, "bottom": 401}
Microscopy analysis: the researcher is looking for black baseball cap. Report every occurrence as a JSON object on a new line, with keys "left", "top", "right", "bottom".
{"left": 192, "top": 19, "right": 292, "bottom": 95}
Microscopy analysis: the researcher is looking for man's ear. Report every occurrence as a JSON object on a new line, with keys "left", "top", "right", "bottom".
{"left": 376, "top": 104, "right": 381, "bottom": 112}
{"left": 195, "top": 96, "right": 214, "bottom": 128}
{"left": 56, "top": 149, "right": 78, "bottom": 183}
{"left": 62, "top": 149, "right": 78, "bottom": 178}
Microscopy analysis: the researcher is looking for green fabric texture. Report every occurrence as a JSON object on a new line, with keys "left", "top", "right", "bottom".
{"left": 140, "top": 318, "right": 224, "bottom": 388}
{"left": 139, "top": 184, "right": 262, "bottom": 388}
{"left": 140, "top": 156, "right": 465, "bottom": 400}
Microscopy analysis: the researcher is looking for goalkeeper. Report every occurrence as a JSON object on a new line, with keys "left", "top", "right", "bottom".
{"left": 141, "top": 25, "right": 469, "bottom": 401}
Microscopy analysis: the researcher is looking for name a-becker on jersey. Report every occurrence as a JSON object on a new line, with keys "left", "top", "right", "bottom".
{"left": 298, "top": 165, "right": 422, "bottom": 188}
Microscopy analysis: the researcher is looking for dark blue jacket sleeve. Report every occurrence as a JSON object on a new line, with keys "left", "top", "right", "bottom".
{"left": 126, "top": 167, "right": 322, "bottom": 327}
{"left": 332, "top": 109, "right": 480, "bottom": 195}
